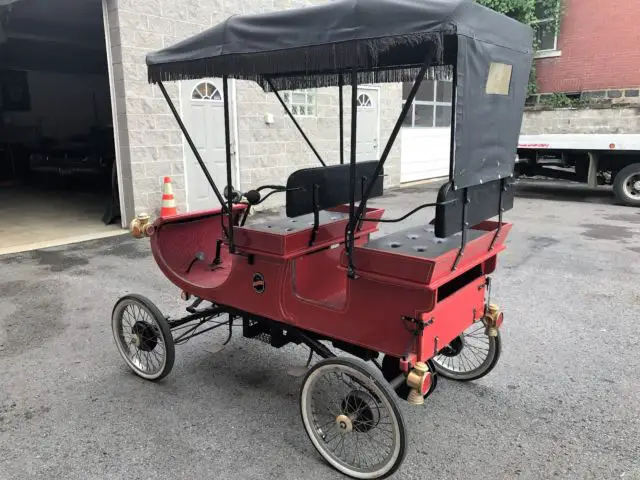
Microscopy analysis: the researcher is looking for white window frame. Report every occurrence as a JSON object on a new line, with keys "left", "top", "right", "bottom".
{"left": 402, "top": 80, "right": 453, "bottom": 129}
{"left": 282, "top": 88, "right": 317, "bottom": 117}
{"left": 532, "top": 1, "right": 561, "bottom": 58}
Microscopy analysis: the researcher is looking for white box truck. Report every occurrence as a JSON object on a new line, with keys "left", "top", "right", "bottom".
{"left": 516, "top": 134, "right": 640, "bottom": 207}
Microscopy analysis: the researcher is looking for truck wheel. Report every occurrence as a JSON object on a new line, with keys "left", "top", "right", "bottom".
{"left": 613, "top": 163, "right": 640, "bottom": 207}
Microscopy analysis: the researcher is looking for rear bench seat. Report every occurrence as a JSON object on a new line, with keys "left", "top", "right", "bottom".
{"left": 233, "top": 160, "right": 385, "bottom": 259}
{"left": 340, "top": 225, "right": 488, "bottom": 285}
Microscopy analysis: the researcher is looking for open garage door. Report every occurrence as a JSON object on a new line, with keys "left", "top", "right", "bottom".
{"left": 0, "top": 0, "right": 123, "bottom": 254}
{"left": 400, "top": 79, "right": 452, "bottom": 183}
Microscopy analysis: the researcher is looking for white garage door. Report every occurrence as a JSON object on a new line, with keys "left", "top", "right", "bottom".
{"left": 400, "top": 79, "right": 452, "bottom": 183}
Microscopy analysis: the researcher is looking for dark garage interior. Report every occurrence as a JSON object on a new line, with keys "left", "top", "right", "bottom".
{"left": 0, "top": 0, "right": 122, "bottom": 254}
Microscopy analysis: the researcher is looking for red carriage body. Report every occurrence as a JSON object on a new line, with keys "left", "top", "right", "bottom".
{"left": 149, "top": 205, "right": 511, "bottom": 367}
{"left": 112, "top": 2, "right": 534, "bottom": 478}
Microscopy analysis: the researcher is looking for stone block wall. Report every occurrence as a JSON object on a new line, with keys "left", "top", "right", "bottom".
{"left": 235, "top": 82, "right": 402, "bottom": 211}
{"left": 105, "top": 0, "right": 403, "bottom": 221}
{"left": 521, "top": 106, "right": 640, "bottom": 135}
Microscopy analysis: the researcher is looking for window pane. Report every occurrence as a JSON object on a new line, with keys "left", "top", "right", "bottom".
{"left": 403, "top": 81, "right": 434, "bottom": 101}
{"left": 402, "top": 104, "right": 413, "bottom": 127}
{"left": 435, "top": 105, "right": 452, "bottom": 127}
{"left": 535, "top": 0, "right": 554, "bottom": 19}
{"left": 535, "top": 20, "right": 556, "bottom": 50}
{"left": 193, "top": 83, "right": 206, "bottom": 99}
{"left": 417, "top": 81, "right": 435, "bottom": 101}
{"left": 307, "top": 105, "right": 314, "bottom": 116}
{"left": 436, "top": 80, "right": 453, "bottom": 103}
{"left": 293, "top": 92, "right": 306, "bottom": 103}
{"left": 414, "top": 104, "right": 434, "bottom": 127}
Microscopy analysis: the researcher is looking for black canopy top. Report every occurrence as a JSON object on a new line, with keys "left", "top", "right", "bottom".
{"left": 146, "top": 0, "right": 532, "bottom": 90}
{"left": 147, "top": 0, "right": 534, "bottom": 190}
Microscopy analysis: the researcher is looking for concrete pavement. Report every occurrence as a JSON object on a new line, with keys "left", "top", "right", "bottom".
{"left": 1, "top": 181, "right": 639, "bottom": 480}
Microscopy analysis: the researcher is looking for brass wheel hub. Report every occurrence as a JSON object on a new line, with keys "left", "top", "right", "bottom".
{"left": 130, "top": 334, "right": 141, "bottom": 347}
{"left": 336, "top": 414, "right": 353, "bottom": 433}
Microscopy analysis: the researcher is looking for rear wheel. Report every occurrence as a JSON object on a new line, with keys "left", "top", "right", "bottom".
{"left": 613, "top": 163, "right": 640, "bottom": 207}
{"left": 432, "top": 322, "right": 501, "bottom": 382}
{"left": 300, "top": 357, "right": 407, "bottom": 479}
{"left": 111, "top": 294, "right": 175, "bottom": 381}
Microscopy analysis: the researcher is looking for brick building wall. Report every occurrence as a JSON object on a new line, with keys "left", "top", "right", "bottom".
{"left": 536, "top": 0, "right": 640, "bottom": 94}
{"left": 103, "top": 0, "right": 401, "bottom": 222}
{"left": 521, "top": 0, "right": 640, "bottom": 136}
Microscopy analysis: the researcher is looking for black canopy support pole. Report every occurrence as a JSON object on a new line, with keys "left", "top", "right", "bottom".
{"left": 489, "top": 178, "right": 507, "bottom": 251}
{"left": 157, "top": 81, "right": 229, "bottom": 214}
{"left": 222, "top": 76, "right": 235, "bottom": 252}
{"left": 347, "top": 67, "right": 358, "bottom": 278}
{"left": 448, "top": 62, "right": 458, "bottom": 182}
{"left": 339, "top": 76, "right": 344, "bottom": 165}
{"left": 452, "top": 188, "right": 469, "bottom": 271}
{"left": 356, "top": 175, "right": 368, "bottom": 231}
{"left": 266, "top": 79, "right": 326, "bottom": 167}
{"left": 308, "top": 184, "right": 320, "bottom": 247}
{"left": 351, "top": 52, "right": 435, "bottom": 229}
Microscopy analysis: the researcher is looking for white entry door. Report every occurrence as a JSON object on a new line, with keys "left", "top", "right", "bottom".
{"left": 181, "top": 79, "right": 236, "bottom": 212}
{"left": 355, "top": 88, "right": 379, "bottom": 162}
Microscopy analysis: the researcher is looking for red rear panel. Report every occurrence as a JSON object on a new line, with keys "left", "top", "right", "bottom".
{"left": 419, "top": 275, "right": 487, "bottom": 361}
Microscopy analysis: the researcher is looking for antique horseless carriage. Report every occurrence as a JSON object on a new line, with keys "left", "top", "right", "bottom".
{"left": 112, "top": 1, "right": 533, "bottom": 477}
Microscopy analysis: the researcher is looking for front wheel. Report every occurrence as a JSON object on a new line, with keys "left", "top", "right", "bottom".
{"left": 613, "top": 163, "right": 640, "bottom": 207}
{"left": 111, "top": 294, "right": 175, "bottom": 381}
{"left": 300, "top": 357, "right": 407, "bottom": 479}
{"left": 432, "top": 322, "right": 501, "bottom": 382}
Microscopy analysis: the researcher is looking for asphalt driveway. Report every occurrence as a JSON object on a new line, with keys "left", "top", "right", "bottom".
{"left": 1, "top": 181, "right": 639, "bottom": 480}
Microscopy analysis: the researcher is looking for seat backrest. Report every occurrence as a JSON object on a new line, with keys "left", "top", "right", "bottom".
{"left": 434, "top": 177, "right": 515, "bottom": 238}
{"left": 285, "top": 161, "right": 383, "bottom": 217}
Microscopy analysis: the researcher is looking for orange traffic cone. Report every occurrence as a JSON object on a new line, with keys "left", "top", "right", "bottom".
{"left": 160, "top": 176, "right": 178, "bottom": 217}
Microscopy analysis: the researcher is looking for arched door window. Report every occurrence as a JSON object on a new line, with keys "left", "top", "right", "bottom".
{"left": 357, "top": 93, "right": 373, "bottom": 108}
{"left": 192, "top": 82, "right": 222, "bottom": 101}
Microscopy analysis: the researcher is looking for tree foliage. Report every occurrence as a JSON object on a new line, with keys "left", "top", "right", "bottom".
{"left": 476, "top": 0, "right": 563, "bottom": 94}
{"left": 476, "top": 0, "right": 560, "bottom": 30}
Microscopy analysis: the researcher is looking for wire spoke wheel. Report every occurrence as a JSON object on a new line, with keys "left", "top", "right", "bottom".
{"left": 111, "top": 294, "right": 175, "bottom": 381}
{"left": 432, "top": 322, "right": 501, "bottom": 381}
{"left": 300, "top": 358, "right": 407, "bottom": 479}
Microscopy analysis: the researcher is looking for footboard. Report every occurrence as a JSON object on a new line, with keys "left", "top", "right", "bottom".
{"left": 149, "top": 206, "right": 246, "bottom": 292}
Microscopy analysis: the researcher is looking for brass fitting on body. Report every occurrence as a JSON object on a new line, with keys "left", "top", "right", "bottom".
{"left": 130, "top": 213, "right": 155, "bottom": 239}
{"left": 406, "top": 362, "right": 430, "bottom": 406}
{"left": 483, "top": 303, "right": 503, "bottom": 337}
